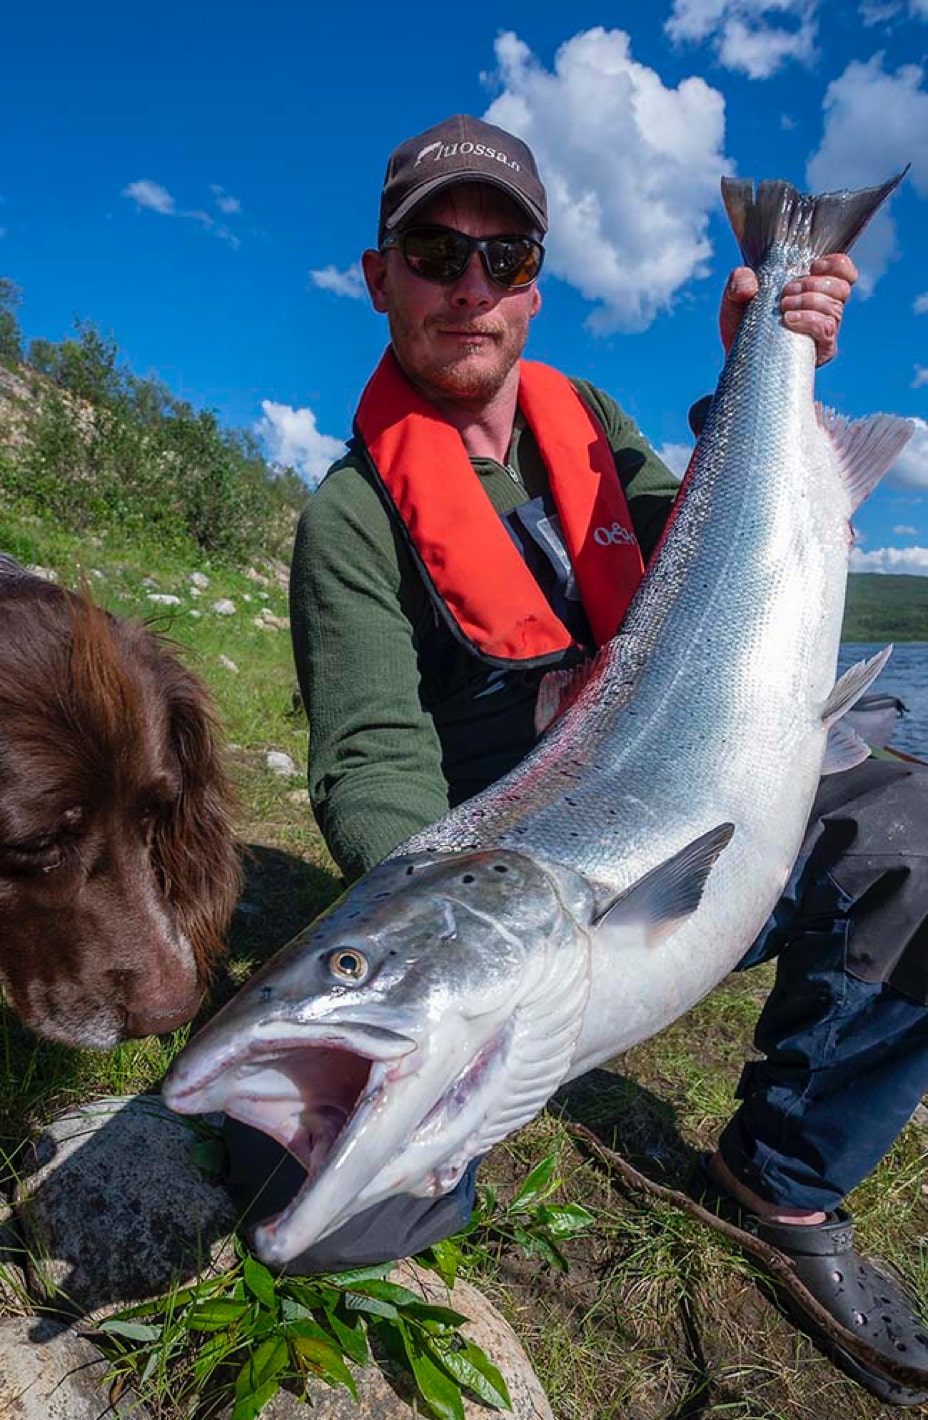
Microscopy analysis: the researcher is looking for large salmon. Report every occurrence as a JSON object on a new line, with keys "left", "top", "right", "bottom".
{"left": 163, "top": 173, "right": 911, "bottom": 1264}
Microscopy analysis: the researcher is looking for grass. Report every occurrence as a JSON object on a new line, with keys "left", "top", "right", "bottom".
{"left": 1, "top": 511, "right": 928, "bottom": 1418}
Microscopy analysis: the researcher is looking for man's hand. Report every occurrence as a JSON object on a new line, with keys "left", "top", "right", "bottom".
{"left": 719, "top": 254, "right": 858, "bottom": 367}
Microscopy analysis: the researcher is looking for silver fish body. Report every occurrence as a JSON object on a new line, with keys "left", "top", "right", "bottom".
{"left": 164, "top": 174, "right": 912, "bottom": 1264}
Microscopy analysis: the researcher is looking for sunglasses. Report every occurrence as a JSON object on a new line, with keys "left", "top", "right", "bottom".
{"left": 381, "top": 224, "right": 545, "bottom": 290}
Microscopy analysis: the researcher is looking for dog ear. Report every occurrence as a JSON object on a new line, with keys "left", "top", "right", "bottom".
{"left": 153, "top": 655, "right": 242, "bottom": 980}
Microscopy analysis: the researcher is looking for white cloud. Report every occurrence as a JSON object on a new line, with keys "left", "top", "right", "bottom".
{"left": 914, "top": 366, "right": 928, "bottom": 387}
{"left": 665, "top": 0, "right": 817, "bottom": 79}
{"left": 122, "top": 179, "right": 243, "bottom": 249}
{"left": 859, "top": 0, "right": 902, "bottom": 21}
{"left": 850, "top": 544, "right": 928, "bottom": 573}
{"left": 657, "top": 441, "right": 693, "bottom": 477}
{"left": 123, "top": 179, "right": 175, "bottom": 215}
{"left": 806, "top": 56, "right": 928, "bottom": 296}
{"left": 893, "top": 523, "right": 919, "bottom": 534}
{"left": 483, "top": 29, "right": 729, "bottom": 333}
{"left": 309, "top": 263, "right": 366, "bottom": 300}
{"left": 886, "top": 416, "right": 928, "bottom": 488}
{"left": 211, "top": 184, "right": 241, "bottom": 215}
{"left": 914, "top": 292, "right": 928, "bottom": 313}
{"left": 911, "top": 0, "right": 928, "bottom": 15}
{"left": 255, "top": 401, "right": 345, "bottom": 488}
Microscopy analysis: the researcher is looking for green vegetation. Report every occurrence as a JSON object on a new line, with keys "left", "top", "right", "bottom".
{"left": 98, "top": 1154, "right": 591, "bottom": 1420}
{"left": 844, "top": 574, "right": 928, "bottom": 641}
{"left": 0, "top": 311, "right": 305, "bottom": 564}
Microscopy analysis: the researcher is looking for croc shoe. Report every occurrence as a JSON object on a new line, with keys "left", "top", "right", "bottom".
{"left": 696, "top": 1154, "right": 928, "bottom": 1407}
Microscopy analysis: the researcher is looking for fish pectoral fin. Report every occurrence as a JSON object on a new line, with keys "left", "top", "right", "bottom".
{"left": 822, "top": 718, "right": 871, "bottom": 776}
{"left": 817, "top": 406, "right": 913, "bottom": 513}
{"left": 593, "top": 822, "right": 735, "bottom": 947}
{"left": 822, "top": 646, "right": 893, "bottom": 728}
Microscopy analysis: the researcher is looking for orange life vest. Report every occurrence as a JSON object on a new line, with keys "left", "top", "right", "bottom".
{"left": 354, "top": 348, "right": 645, "bottom": 667}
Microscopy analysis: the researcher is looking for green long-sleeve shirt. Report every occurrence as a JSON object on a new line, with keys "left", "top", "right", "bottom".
{"left": 290, "top": 377, "right": 681, "bottom": 883}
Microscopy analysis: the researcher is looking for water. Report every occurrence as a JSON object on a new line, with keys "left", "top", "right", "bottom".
{"left": 838, "top": 642, "right": 928, "bottom": 760}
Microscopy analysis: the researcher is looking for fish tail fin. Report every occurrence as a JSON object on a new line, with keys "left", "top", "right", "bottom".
{"left": 818, "top": 405, "right": 913, "bottom": 511}
{"left": 722, "top": 168, "right": 908, "bottom": 269}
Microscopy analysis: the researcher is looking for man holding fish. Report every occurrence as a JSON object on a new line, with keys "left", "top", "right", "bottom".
{"left": 257, "top": 119, "right": 928, "bottom": 1400}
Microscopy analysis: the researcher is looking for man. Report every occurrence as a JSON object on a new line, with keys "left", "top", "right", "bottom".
{"left": 273, "top": 115, "right": 928, "bottom": 1403}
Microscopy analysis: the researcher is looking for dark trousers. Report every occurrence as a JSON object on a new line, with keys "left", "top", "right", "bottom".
{"left": 719, "top": 758, "right": 928, "bottom": 1213}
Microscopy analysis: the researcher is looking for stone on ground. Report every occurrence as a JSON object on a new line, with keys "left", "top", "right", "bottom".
{"left": 0, "top": 1316, "right": 149, "bottom": 1418}
{"left": 15, "top": 1095, "right": 236, "bottom": 1316}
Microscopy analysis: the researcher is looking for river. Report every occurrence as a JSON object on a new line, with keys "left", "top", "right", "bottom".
{"left": 838, "top": 642, "right": 928, "bottom": 760}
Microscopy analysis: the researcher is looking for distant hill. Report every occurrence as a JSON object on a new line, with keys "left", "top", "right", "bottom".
{"left": 843, "top": 574, "right": 928, "bottom": 642}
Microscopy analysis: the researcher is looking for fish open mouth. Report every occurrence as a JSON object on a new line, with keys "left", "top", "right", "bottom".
{"left": 220, "top": 1042, "right": 380, "bottom": 1183}
{"left": 163, "top": 1021, "right": 418, "bottom": 1248}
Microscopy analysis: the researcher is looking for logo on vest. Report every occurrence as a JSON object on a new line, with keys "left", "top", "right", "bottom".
{"left": 414, "top": 140, "right": 521, "bottom": 172}
{"left": 593, "top": 523, "right": 638, "bottom": 548}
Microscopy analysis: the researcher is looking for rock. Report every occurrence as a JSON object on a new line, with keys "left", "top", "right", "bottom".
{"left": 146, "top": 593, "right": 181, "bottom": 606}
{"left": 141, "top": 576, "right": 158, "bottom": 588}
{"left": 246, "top": 566, "right": 271, "bottom": 587}
{"left": 243, "top": 592, "right": 253, "bottom": 602}
{"left": 212, "top": 598, "right": 236, "bottom": 616}
{"left": 286, "top": 789, "right": 309, "bottom": 805}
{"left": 90, "top": 568, "right": 105, "bottom": 580}
{"left": 255, "top": 608, "right": 291, "bottom": 630}
{"left": 189, "top": 571, "right": 210, "bottom": 589}
{"left": 218, "top": 655, "right": 239, "bottom": 673}
{"left": 266, "top": 750, "right": 298, "bottom": 777}
{"left": 0, "top": 1316, "right": 150, "bottom": 1418}
{"left": 190, "top": 585, "right": 202, "bottom": 597}
{"left": 0, "top": 1199, "right": 28, "bottom": 1309}
{"left": 913, "top": 1102, "right": 928, "bottom": 1128}
{"left": 15, "top": 1095, "right": 236, "bottom": 1317}
{"left": 25, "top": 564, "right": 57, "bottom": 582}
{"left": 189, "top": 609, "right": 202, "bottom": 618}
{"left": 214, "top": 1260, "right": 552, "bottom": 1419}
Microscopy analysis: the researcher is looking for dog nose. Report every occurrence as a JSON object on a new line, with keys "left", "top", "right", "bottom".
{"left": 124, "top": 992, "right": 204, "bottom": 1038}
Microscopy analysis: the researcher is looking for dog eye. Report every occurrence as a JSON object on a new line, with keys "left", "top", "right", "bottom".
{"left": 0, "top": 837, "right": 65, "bottom": 875}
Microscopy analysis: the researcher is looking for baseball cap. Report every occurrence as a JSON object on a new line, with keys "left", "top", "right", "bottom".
{"left": 378, "top": 115, "right": 548, "bottom": 244}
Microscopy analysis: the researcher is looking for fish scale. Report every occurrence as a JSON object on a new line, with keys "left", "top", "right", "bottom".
{"left": 163, "top": 172, "right": 914, "bottom": 1264}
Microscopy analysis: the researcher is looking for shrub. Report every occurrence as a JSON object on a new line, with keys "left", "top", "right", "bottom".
{"left": 1, "top": 318, "right": 305, "bottom": 562}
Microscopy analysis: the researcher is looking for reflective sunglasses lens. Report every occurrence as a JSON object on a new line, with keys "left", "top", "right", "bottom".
{"left": 486, "top": 238, "right": 542, "bottom": 288}
{"left": 402, "top": 229, "right": 469, "bottom": 281}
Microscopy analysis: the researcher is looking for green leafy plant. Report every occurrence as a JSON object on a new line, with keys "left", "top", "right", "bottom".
{"left": 95, "top": 1152, "right": 593, "bottom": 1420}
{"left": 97, "top": 1236, "right": 512, "bottom": 1420}
{"left": 423, "top": 1151, "right": 596, "bottom": 1286}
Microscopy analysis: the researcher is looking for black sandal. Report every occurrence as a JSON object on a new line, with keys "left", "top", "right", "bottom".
{"left": 697, "top": 1156, "right": 928, "bottom": 1407}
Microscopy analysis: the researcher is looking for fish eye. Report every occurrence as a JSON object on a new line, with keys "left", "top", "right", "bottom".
{"left": 329, "top": 948, "right": 370, "bottom": 983}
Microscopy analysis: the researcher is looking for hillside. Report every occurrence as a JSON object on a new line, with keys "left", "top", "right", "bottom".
{"left": 843, "top": 573, "right": 928, "bottom": 642}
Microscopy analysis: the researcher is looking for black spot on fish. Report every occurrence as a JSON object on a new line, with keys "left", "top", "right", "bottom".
{"left": 492, "top": 864, "right": 508, "bottom": 874}
{"left": 260, "top": 986, "right": 273, "bottom": 1001}
{"left": 461, "top": 874, "right": 475, "bottom": 885}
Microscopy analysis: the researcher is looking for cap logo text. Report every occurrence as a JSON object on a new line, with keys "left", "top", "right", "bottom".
{"left": 414, "top": 140, "right": 521, "bottom": 173}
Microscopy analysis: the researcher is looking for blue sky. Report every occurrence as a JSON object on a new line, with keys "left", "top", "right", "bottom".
{"left": 3, "top": 0, "right": 927, "bottom": 569}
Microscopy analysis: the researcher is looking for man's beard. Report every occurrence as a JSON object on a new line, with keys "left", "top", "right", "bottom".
{"left": 392, "top": 317, "right": 524, "bottom": 407}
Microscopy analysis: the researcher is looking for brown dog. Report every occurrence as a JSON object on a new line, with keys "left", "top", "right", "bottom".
{"left": 0, "top": 556, "right": 241, "bottom": 1047}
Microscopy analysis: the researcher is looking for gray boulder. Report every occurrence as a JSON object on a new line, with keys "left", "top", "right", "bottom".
{"left": 15, "top": 1095, "right": 236, "bottom": 1316}
{"left": 0, "top": 1316, "right": 150, "bottom": 1418}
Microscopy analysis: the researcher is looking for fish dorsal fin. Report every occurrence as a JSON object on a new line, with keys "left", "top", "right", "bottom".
{"left": 593, "top": 822, "right": 735, "bottom": 947}
{"left": 822, "top": 646, "right": 893, "bottom": 729}
{"left": 722, "top": 170, "right": 908, "bottom": 270}
{"left": 817, "top": 406, "right": 913, "bottom": 513}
